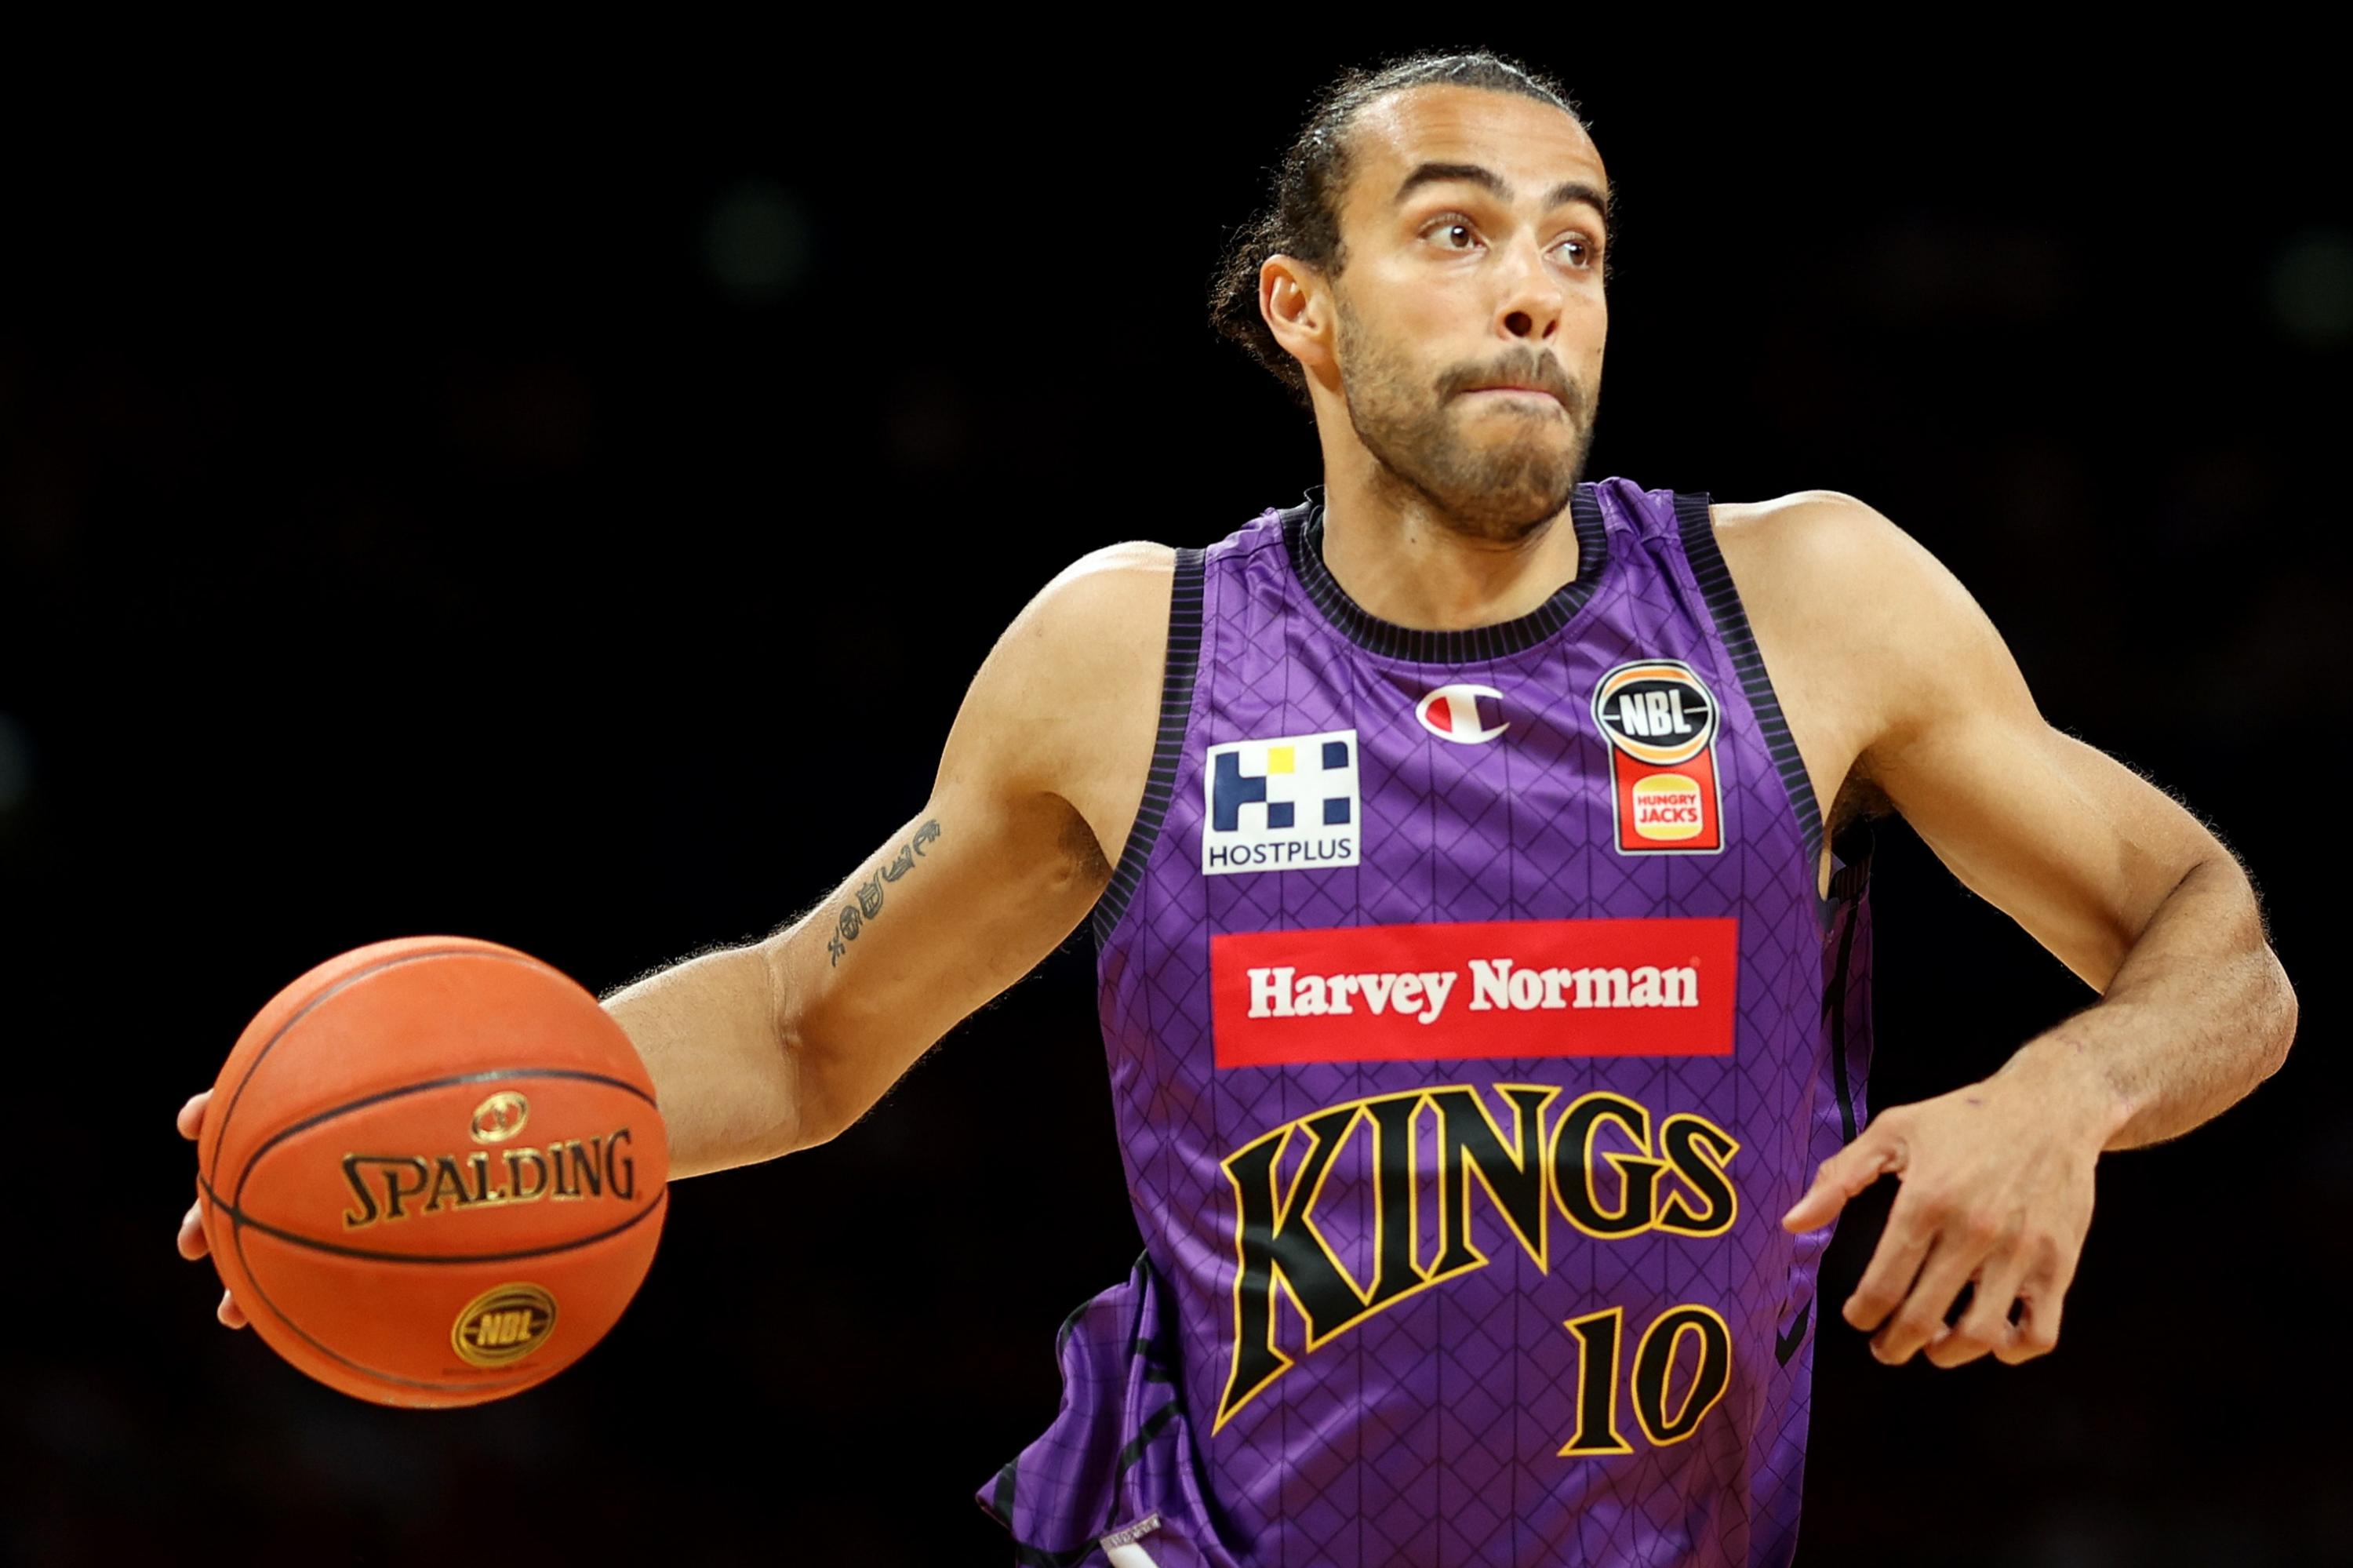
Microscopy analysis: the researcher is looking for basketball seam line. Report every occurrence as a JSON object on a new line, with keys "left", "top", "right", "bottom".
{"left": 208, "top": 945, "right": 549, "bottom": 1195}
{"left": 227, "top": 1188, "right": 669, "bottom": 1394}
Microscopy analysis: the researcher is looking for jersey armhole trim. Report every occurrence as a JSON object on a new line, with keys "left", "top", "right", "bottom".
{"left": 1672, "top": 493, "right": 1828, "bottom": 880}
{"left": 1090, "top": 547, "right": 1207, "bottom": 944}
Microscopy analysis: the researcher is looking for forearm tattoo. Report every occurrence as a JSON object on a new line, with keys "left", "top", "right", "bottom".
{"left": 827, "top": 819, "right": 942, "bottom": 965}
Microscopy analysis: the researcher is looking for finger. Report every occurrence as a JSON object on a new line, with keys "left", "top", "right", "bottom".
{"left": 1784, "top": 1127, "right": 1907, "bottom": 1233}
{"left": 1927, "top": 1246, "right": 2032, "bottom": 1370}
{"left": 1842, "top": 1200, "right": 1935, "bottom": 1332}
{"left": 1873, "top": 1222, "right": 2000, "bottom": 1365}
{"left": 177, "top": 1090, "right": 213, "bottom": 1141}
{"left": 177, "top": 1199, "right": 211, "bottom": 1261}
{"left": 1995, "top": 1276, "right": 2065, "bottom": 1366}
{"left": 218, "top": 1290, "right": 248, "bottom": 1330}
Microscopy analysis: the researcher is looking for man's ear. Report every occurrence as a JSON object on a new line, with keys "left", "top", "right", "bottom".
{"left": 1260, "top": 254, "right": 1336, "bottom": 386}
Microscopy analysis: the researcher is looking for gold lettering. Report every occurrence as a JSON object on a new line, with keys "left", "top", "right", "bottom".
{"left": 1217, "top": 1084, "right": 1747, "bottom": 1406}
{"left": 338, "top": 1130, "right": 635, "bottom": 1229}
{"left": 1550, "top": 1093, "right": 1667, "bottom": 1239}
{"left": 569, "top": 1135, "right": 605, "bottom": 1199}
{"left": 464, "top": 1150, "right": 500, "bottom": 1205}
{"left": 376, "top": 1158, "right": 429, "bottom": 1222}
{"left": 506, "top": 1146, "right": 550, "bottom": 1202}
{"left": 551, "top": 1140, "right": 581, "bottom": 1199}
{"left": 342, "top": 1154, "right": 380, "bottom": 1228}
{"left": 607, "top": 1127, "right": 636, "bottom": 1200}
{"left": 1655, "top": 1115, "right": 1741, "bottom": 1237}
{"left": 424, "top": 1155, "right": 470, "bottom": 1213}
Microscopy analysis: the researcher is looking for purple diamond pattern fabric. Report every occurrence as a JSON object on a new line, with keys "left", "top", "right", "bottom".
{"left": 982, "top": 479, "right": 1876, "bottom": 1567}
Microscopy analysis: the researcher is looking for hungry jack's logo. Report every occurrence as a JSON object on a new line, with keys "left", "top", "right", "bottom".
{"left": 1591, "top": 660, "right": 1725, "bottom": 854}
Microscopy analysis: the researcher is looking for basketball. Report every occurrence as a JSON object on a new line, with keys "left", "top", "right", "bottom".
{"left": 196, "top": 936, "right": 670, "bottom": 1408}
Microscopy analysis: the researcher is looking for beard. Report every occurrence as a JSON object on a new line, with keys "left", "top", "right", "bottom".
{"left": 1336, "top": 298, "right": 1596, "bottom": 543}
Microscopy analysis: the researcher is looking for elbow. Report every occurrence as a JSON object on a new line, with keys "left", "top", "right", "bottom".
{"left": 762, "top": 943, "right": 840, "bottom": 1155}
{"left": 2259, "top": 948, "right": 2298, "bottom": 1083}
{"left": 772, "top": 1037, "right": 856, "bottom": 1158}
{"left": 2210, "top": 852, "right": 2295, "bottom": 1083}
{"left": 783, "top": 1057, "right": 853, "bottom": 1152}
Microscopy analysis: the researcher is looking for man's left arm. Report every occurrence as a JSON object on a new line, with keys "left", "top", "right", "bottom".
{"left": 1751, "top": 493, "right": 2297, "bottom": 1370}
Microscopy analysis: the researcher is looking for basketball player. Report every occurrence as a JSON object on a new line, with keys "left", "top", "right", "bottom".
{"left": 177, "top": 53, "right": 2296, "bottom": 1567}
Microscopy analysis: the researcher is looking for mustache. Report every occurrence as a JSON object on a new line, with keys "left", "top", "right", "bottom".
{"left": 1438, "top": 354, "right": 1584, "bottom": 415}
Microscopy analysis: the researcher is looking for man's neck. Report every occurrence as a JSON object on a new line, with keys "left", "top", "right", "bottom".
{"left": 1317, "top": 460, "right": 1584, "bottom": 632}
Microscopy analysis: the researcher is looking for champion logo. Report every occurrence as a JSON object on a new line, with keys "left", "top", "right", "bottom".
{"left": 1414, "top": 683, "right": 1507, "bottom": 745}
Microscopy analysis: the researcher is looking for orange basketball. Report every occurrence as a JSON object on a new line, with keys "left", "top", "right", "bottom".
{"left": 197, "top": 936, "right": 669, "bottom": 1408}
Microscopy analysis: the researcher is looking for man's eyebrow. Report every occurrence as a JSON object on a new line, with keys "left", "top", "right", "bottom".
{"left": 1392, "top": 162, "right": 1613, "bottom": 230}
{"left": 1394, "top": 161, "right": 1507, "bottom": 205}
{"left": 1544, "top": 180, "right": 1613, "bottom": 229}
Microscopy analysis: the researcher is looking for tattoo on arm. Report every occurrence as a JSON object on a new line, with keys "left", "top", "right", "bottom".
{"left": 827, "top": 819, "right": 942, "bottom": 966}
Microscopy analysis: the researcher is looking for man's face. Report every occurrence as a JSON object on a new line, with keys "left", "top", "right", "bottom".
{"left": 1326, "top": 85, "right": 1610, "bottom": 539}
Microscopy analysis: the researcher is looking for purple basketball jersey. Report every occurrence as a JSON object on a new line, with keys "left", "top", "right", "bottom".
{"left": 982, "top": 479, "right": 1876, "bottom": 1567}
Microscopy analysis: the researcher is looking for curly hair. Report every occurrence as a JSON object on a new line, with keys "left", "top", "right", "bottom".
{"left": 1207, "top": 51, "right": 1587, "bottom": 407}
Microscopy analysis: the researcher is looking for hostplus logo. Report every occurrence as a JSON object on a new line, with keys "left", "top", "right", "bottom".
{"left": 1202, "top": 729, "right": 1360, "bottom": 876}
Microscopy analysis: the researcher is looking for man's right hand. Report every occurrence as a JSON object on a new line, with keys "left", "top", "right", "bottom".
{"left": 176, "top": 1090, "right": 248, "bottom": 1329}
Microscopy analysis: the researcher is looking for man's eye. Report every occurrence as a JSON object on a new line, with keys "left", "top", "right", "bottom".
{"left": 1555, "top": 237, "right": 1595, "bottom": 269}
{"left": 1427, "top": 220, "right": 1477, "bottom": 250}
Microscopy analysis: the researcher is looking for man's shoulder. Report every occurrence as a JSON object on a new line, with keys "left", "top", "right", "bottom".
{"left": 1706, "top": 489, "right": 1962, "bottom": 628}
{"left": 1709, "top": 489, "right": 1911, "bottom": 569}
{"left": 974, "top": 542, "right": 1178, "bottom": 759}
{"left": 1046, "top": 539, "right": 1181, "bottom": 591}
{"left": 964, "top": 543, "right": 1181, "bottom": 848}
{"left": 1019, "top": 540, "right": 1180, "bottom": 646}
{"left": 1704, "top": 489, "right": 2022, "bottom": 752}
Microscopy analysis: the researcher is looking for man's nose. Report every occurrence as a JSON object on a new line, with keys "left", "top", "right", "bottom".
{"left": 1495, "top": 237, "right": 1564, "bottom": 342}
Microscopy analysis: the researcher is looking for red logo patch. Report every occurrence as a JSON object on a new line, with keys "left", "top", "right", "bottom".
{"left": 1592, "top": 660, "right": 1725, "bottom": 855}
{"left": 1211, "top": 918, "right": 1739, "bottom": 1068}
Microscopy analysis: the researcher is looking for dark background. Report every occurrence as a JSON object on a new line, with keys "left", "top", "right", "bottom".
{"left": 4, "top": 34, "right": 2345, "bottom": 1567}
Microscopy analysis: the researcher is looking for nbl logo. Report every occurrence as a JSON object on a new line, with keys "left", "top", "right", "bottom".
{"left": 1201, "top": 729, "right": 1362, "bottom": 875}
{"left": 1591, "top": 660, "right": 1726, "bottom": 855}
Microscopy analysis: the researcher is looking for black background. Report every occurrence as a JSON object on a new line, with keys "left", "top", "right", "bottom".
{"left": 4, "top": 32, "right": 2346, "bottom": 1566}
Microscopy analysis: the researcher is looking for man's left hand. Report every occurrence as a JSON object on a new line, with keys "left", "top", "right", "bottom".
{"left": 1780, "top": 1063, "right": 2108, "bottom": 1367}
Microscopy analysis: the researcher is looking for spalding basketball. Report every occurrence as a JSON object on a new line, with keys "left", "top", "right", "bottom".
{"left": 197, "top": 937, "right": 669, "bottom": 1408}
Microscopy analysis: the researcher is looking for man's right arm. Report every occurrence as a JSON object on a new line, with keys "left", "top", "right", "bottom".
{"left": 610, "top": 537, "right": 1177, "bottom": 1172}
{"left": 180, "top": 543, "right": 1178, "bottom": 1304}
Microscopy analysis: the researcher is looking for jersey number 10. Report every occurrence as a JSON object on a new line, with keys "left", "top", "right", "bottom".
{"left": 1560, "top": 1304, "right": 1734, "bottom": 1456}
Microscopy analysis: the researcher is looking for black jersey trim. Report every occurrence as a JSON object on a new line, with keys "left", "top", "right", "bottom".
{"left": 1824, "top": 820, "right": 1876, "bottom": 1144}
{"left": 1825, "top": 887, "right": 1864, "bottom": 1147}
{"left": 1773, "top": 1298, "right": 1811, "bottom": 1367}
{"left": 1090, "top": 548, "right": 1206, "bottom": 944}
{"left": 1283, "top": 483, "right": 1611, "bottom": 663}
{"left": 980, "top": 1463, "right": 1096, "bottom": 1568}
{"left": 1672, "top": 493, "right": 1827, "bottom": 879}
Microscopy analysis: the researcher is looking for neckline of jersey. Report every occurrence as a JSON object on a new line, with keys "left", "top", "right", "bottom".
{"left": 1282, "top": 482, "right": 1613, "bottom": 664}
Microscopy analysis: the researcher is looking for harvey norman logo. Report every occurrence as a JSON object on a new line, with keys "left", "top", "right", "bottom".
{"left": 1211, "top": 917, "right": 1738, "bottom": 1067}
{"left": 1201, "top": 729, "right": 1361, "bottom": 876}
